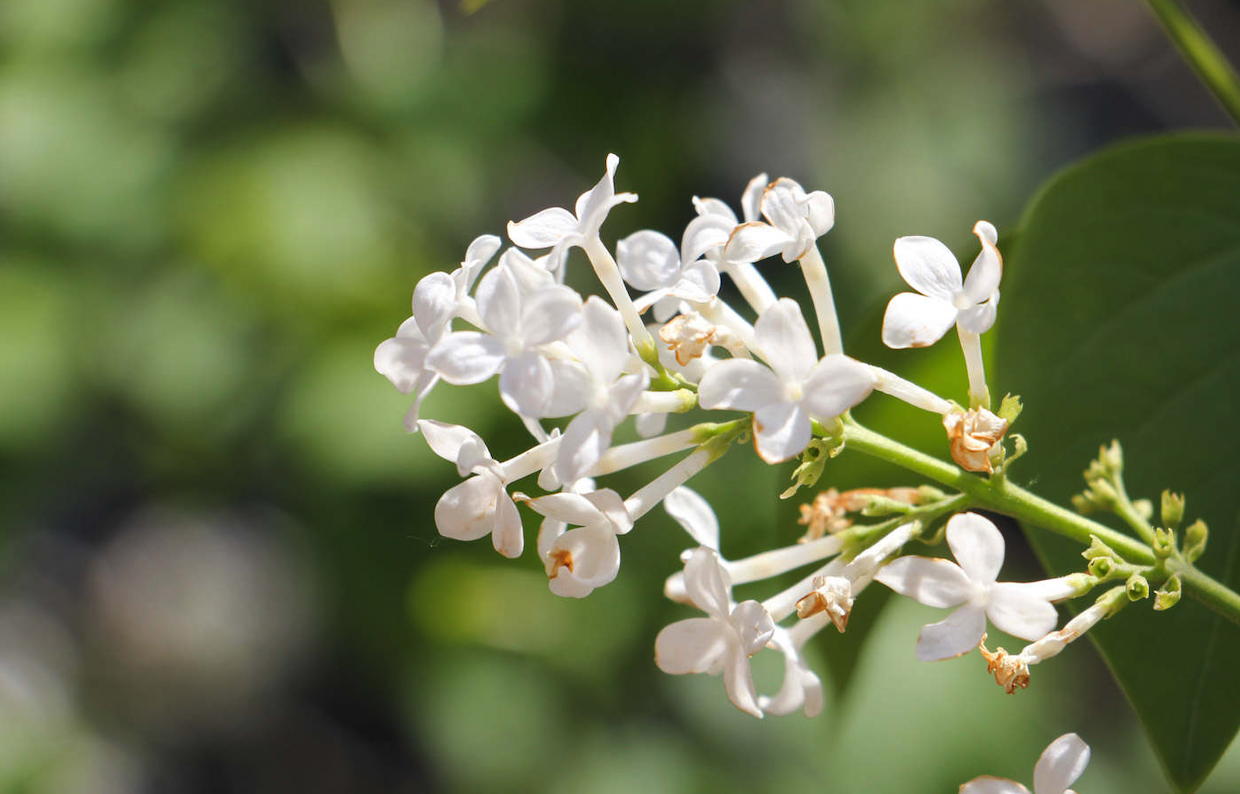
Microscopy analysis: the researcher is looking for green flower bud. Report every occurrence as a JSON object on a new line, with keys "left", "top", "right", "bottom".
{"left": 1082, "top": 535, "right": 1120, "bottom": 561}
{"left": 1183, "top": 519, "right": 1208, "bottom": 564}
{"left": 1088, "top": 557, "right": 1114, "bottom": 579}
{"left": 1126, "top": 573, "right": 1150, "bottom": 601}
{"left": 1152, "top": 527, "right": 1176, "bottom": 560}
{"left": 1154, "top": 574, "right": 1182, "bottom": 611}
{"left": 1161, "top": 490, "right": 1185, "bottom": 529}
{"left": 1100, "top": 440, "right": 1124, "bottom": 475}
{"left": 916, "top": 485, "right": 947, "bottom": 502}
{"left": 1132, "top": 499, "right": 1154, "bottom": 522}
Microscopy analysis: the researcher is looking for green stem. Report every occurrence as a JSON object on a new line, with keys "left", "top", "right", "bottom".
{"left": 838, "top": 419, "right": 1240, "bottom": 626}
{"left": 1112, "top": 479, "right": 1157, "bottom": 545}
{"left": 1142, "top": 0, "right": 1240, "bottom": 127}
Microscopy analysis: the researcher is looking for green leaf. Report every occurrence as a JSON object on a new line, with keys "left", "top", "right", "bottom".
{"left": 997, "top": 134, "right": 1240, "bottom": 793}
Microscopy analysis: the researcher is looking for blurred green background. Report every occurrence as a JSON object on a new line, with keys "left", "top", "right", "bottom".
{"left": 2, "top": 0, "right": 1240, "bottom": 791}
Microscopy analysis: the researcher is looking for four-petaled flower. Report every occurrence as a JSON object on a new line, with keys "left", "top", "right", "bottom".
{"left": 523, "top": 488, "right": 633, "bottom": 599}
{"left": 960, "top": 733, "right": 1090, "bottom": 794}
{"left": 882, "top": 221, "right": 1002, "bottom": 349}
{"left": 874, "top": 513, "right": 1064, "bottom": 661}
{"left": 698, "top": 298, "right": 876, "bottom": 463}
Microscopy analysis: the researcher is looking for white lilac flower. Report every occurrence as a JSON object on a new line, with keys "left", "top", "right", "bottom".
{"left": 523, "top": 488, "right": 633, "bottom": 598}
{"left": 757, "top": 628, "right": 824, "bottom": 718}
{"left": 881, "top": 220, "right": 1001, "bottom": 349}
{"left": 874, "top": 513, "right": 1074, "bottom": 661}
{"left": 426, "top": 266, "right": 583, "bottom": 418}
{"left": 960, "top": 733, "right": 1090, "bottom": 794}
{"left": 654, "top": 547, "right": 776, "bottom": 718}
{"left": 697, "top": 298, "right": 875, "bottom": 463}
{"left": 446, "top": 234, "right": 503, "bottom": 320}
{"left": 507, "top": 153, "right": 637, "bottom": 275}
{"left": 617, "top": 230, "right": 720, "bottom": 322}
{"left": 419, "top": 420, "right": 525, "bottom": 558}
{"left": 554, "top": 297, "right": 650, "bottom": 482}
{"left": 758, "top": 177, "right": 836, "bottom": 263}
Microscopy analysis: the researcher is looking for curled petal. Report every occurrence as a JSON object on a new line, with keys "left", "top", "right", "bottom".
{"left": 916, "top": 604, "right": 986, "bottom": 661}
{"left": 655, "top": 618, "right": 728, "bottom": 675}
{"left": 374, "top": 336, "right": 428, "bottom": 393}
{"left": 412, "top": 271, "right": 457, "bottom": 338}
{"left": 893, "top": 235, "right": 962, "bottom": 300}
{"left": 698, "top": 359, "right": 783, "bottom": 413}
{"left": 434, "top": 473, "right": 504, "bottom": 542}
{"left": 963, "top": 221, "right": 1003, "bottom": 303}
{"left": 722, "top": 640, "right": 764, "bottom": 718}
{"left": 958, "top": 292, "right": 1000, "bottom": 335}
{"left": 724, "top": 222, "right": 795, "bottom": 265}
{"left": 491, "top": 489, "right": 524, "bottom": 558}
{"left": 417, "top": 420, "right": 492, "bottom": 473}
{"left": 945, "top": 513, "right": 1005, "bottom": 584}
{"left": 881, "top": 292, "right": 958, "bottom": 349}
{"left": 545, "top": 523, "right": 621, "bottom": 598}
{"left": 730, "top": 600, "right": 776, "bottom": 656}
{"left": 554, "top": 408, "right": 612, "bottom": 484}
{"left": 618, "top": 229, "right": 681, "bottom": 292}
{"left": 1033, "top": 733, "right": 1090, "bottom": 794}
{"left": 691, "top": 196, "right": 737, "bottom": 221}
{"left": 681, "top": 213, "right": 733, "bottom": 264}
{"left": 987, "top": 583, "right": 1059, "bottom": 641}
{"left": 758, "top": 631, "right": 823, "bottom": 718}
{"left": 959, "top": 777, "right": 1031, "bottom": 794}
{"left": 752, "top": 401, "right": 812, "bottom": 464}
{"left": 507, "top": 207, "right": 578, "bottom": 249}
{"left": 874, "top": 556, "right": 972, "bottom": 608}
{"left": 463, "top": 233, "right": 502, "bottom": 273}
{"left": 741, "top": 173, "right": 769, "bottom": 223}
{"left": 683, "top": 548, "right": 732, "bottom": 618}
{"left": 524, "top": 488, "right": 618, "bottom": 530}
{"left": 663, "top": 487, "right": 719, "bottom": 549}
{"left": 670, "top": 260, "right": 721, "bottom": 303}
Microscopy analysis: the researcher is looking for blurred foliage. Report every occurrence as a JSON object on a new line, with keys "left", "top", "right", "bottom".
{"left": 1, "top": 0, "right": 1239, "bottom": 791}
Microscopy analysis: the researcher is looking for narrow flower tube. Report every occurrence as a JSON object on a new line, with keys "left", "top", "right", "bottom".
{"left": 868, "top": 365, "right": 954, "bottom": 415}
{"left": 623, "top": 448, "right": 714, "bottom": 520}
{"left": 958, "top": 327, "right": 990, "bottom": 408}
{"left": 799, "top": 245, "right": 844, "bottom": 357}
{"left": 588, "top": 426, "right": 705, "bottom": 477}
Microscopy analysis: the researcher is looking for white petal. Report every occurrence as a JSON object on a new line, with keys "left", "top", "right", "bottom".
{"left": 758, "top": 631, "right": 822, "bottom": 717}
{"left": 722, "top": 643, "right": 764, "bottom": 718}
{"left": 683, "top": 547, "right": 731, "bottom": 618}
{"left": 546, "top": 523, "right": 621, "bottom": 598}
{"left": 570, "top": 296, "right": 628, "bottom": 384}
{"left": 1033, "top": 733, "right": 1090, "bottom": 794}
{"left": 426, "top": 332, "right": 505, "bottom": 385}
{"left": 523, "top": 490, "right": 606, "bottom": 528}
{"left": 670, "top": 260, "right": 720, "bottom": 303}
{"left": 417, "top": 420, "right": 491, "bottom": 470}
{"left": 881, "top": 292, "right": 958, "bottom": 349}
{"left": 680, "top": 213, "right": 733, "bottom": 264}
{"left": 507, "top": 207, "right": 578, "bottom": 248}
{"left": 730, "top": 600, "right": 776, "bottom": 655}
{"left": 946, "top": 513, "right": 1005, "bottom": 584}
{"left": 475, "top": 266, "right": 524, "bottom": 338}
{"left": 374, "top": 336, "right": 428, "bottom": 393}
{"left": 893, "top": 235, "right": 963, "bottom": 300}
{"left": 988, "top": 583, "right": 1058, "bottom": 641}
{"left": 434, "top": 474, "right": 502, "bottom": 542}
{"left": 412, "top": 271, "right": 457, "bottom": 338}
{"left": 555, "top": 409, "right": 612, "bottom": 484}
{"left": 723, "top": 221, "right": 796, "bottom": 265}
{"left": 584, "top": 488, "right": 634, "bottom": 535}
{"left": 958, "top": 292, "right": 1000, "bottom": 335}
{"left": 963, "top": 221, "right": 1002, "bottom": 303}
{"left": 575, "top": 153, "right": 637, "bottom": 236}
{"left": 663, "top": 487, "right": 719, "bottom": 549}
{"left": 752, "top": 401, "right": 812, "bottom": 463}
{"left": 499, "top": 247, "right": 554, "bottom": 295}
{"left": 520, "top": 284, "right": 582, "bottom": 346}
{"left": 491, "top": 492, "right": 524, "bottom": 558}
{"left": 960, "top": 777, "right": 1032, "bottom": 794}
{"left": 754, "top": 298, "right": 818, "bottom": 385}
{"left": 537, "top": 518, "right": 566, "bottom": 560}
{"left": 499, "top": 352, "right": 554, "bottom": 417}
{"left": 635, "top": 411, "right": 668, "bottom": 438}
{"left": 741, "top": 173, "right": 768, "bottom": 223}
{"left": 802, "top": 190, "right": 836, "bottom": 237}
{"left": 692, "top": 196, "right": 737, "bottom": 221}
{"left": 543, "top": 359, "right": 591, "bottom": 417}
{"left": 759, "top": 177, "right": 808, "bottom": 239}
{"left": 874, "top": 557, "right": 972, "bottom": 608}
{"left": 801, "top": 354, "right": 877, "bottom": 420}
{"left": 916, "top": 604, "right": 986, "bottom": 661}
{"left": 655, "top": 618, "right": 728, "bottom": 674}
{"left": 617, "top": 230, "right": 681, "bottom": 292}
{"left": 697, "top": 359, "right": 783, "bottom": 412}
{"left": 463, "top": 233, "right": 502, "bottom": 272}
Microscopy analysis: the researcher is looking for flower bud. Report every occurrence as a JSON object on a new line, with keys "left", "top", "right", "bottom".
{"left": 1152, "top": 527, "right": 1176, "bottom": 560}
{"left": 1087, "top": 557, "right": 1114, "bottom": 579}
{"left": 1132, "top": 498, "right": 1154, "bottom": 521}
{"left": 942, "top": 408, "right": 1008, "bottom": 474}
{"left": 1082, "top": 535, "right": 1120, "bottom": 561}
{"left": 1099, "top": 440, "right": 1124, "bottom": 475}
{"left": 1154, "top": 574, "right": 1182, "bottom": 611}
{"left": 1183, "top": 519, "right": 1208, "bottom": 564}
{"left": 1161, "top": 490, "right": 1185, "bottom": 529}
{"left": 1125, "top": 573, "right": 1149, "bottom": 601}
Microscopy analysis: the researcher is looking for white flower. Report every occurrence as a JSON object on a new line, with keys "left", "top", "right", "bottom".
{"left": 759, "top": 177, "right": 836, "bottom": 262}
{"left": 507, "top": 153, "right": 637, "bottom": 272}
{"left": 617, "top": 230, "right": 720, "bottom": 322}
{"left": 960, "top": 733, "right": 1090, "bottom": 794}
{"left": 426, "top": 266, "right": 583, "bottom": 417}
{"left": 554, "top": 297, "right": 650, "bottom": 482}
{"left": 881, "top": 221, "right": 1002, "bottom": 349}
{"left": 758, "top": 627, "right": 824, "bottom": 718}
{"left": 697, "top": 298, "right": 876, "bottom": 463}
{"left": 523, "top": 488, "right": 633, "bottom": 598}
{"left": 874, "top": 513, "right": 1064, "bottom": 661}
{"left": 654, "top": 548, "right": 776, "bottom": 718}
{"left": 420, "top": 420, "right": 524, "bottom": 558}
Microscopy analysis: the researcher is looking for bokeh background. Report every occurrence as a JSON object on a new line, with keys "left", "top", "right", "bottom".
{"left": 3, "top": 0, "right": 1240, "bottom": 791}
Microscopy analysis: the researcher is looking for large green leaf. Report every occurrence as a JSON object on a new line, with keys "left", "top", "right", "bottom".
{"left": 997, "top": 135, "right": 1240, "bottom": 793}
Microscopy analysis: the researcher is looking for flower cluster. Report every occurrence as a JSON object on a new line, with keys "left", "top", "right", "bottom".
{"left": 376, "top": 155, "right": 1118, "bottom": 723}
